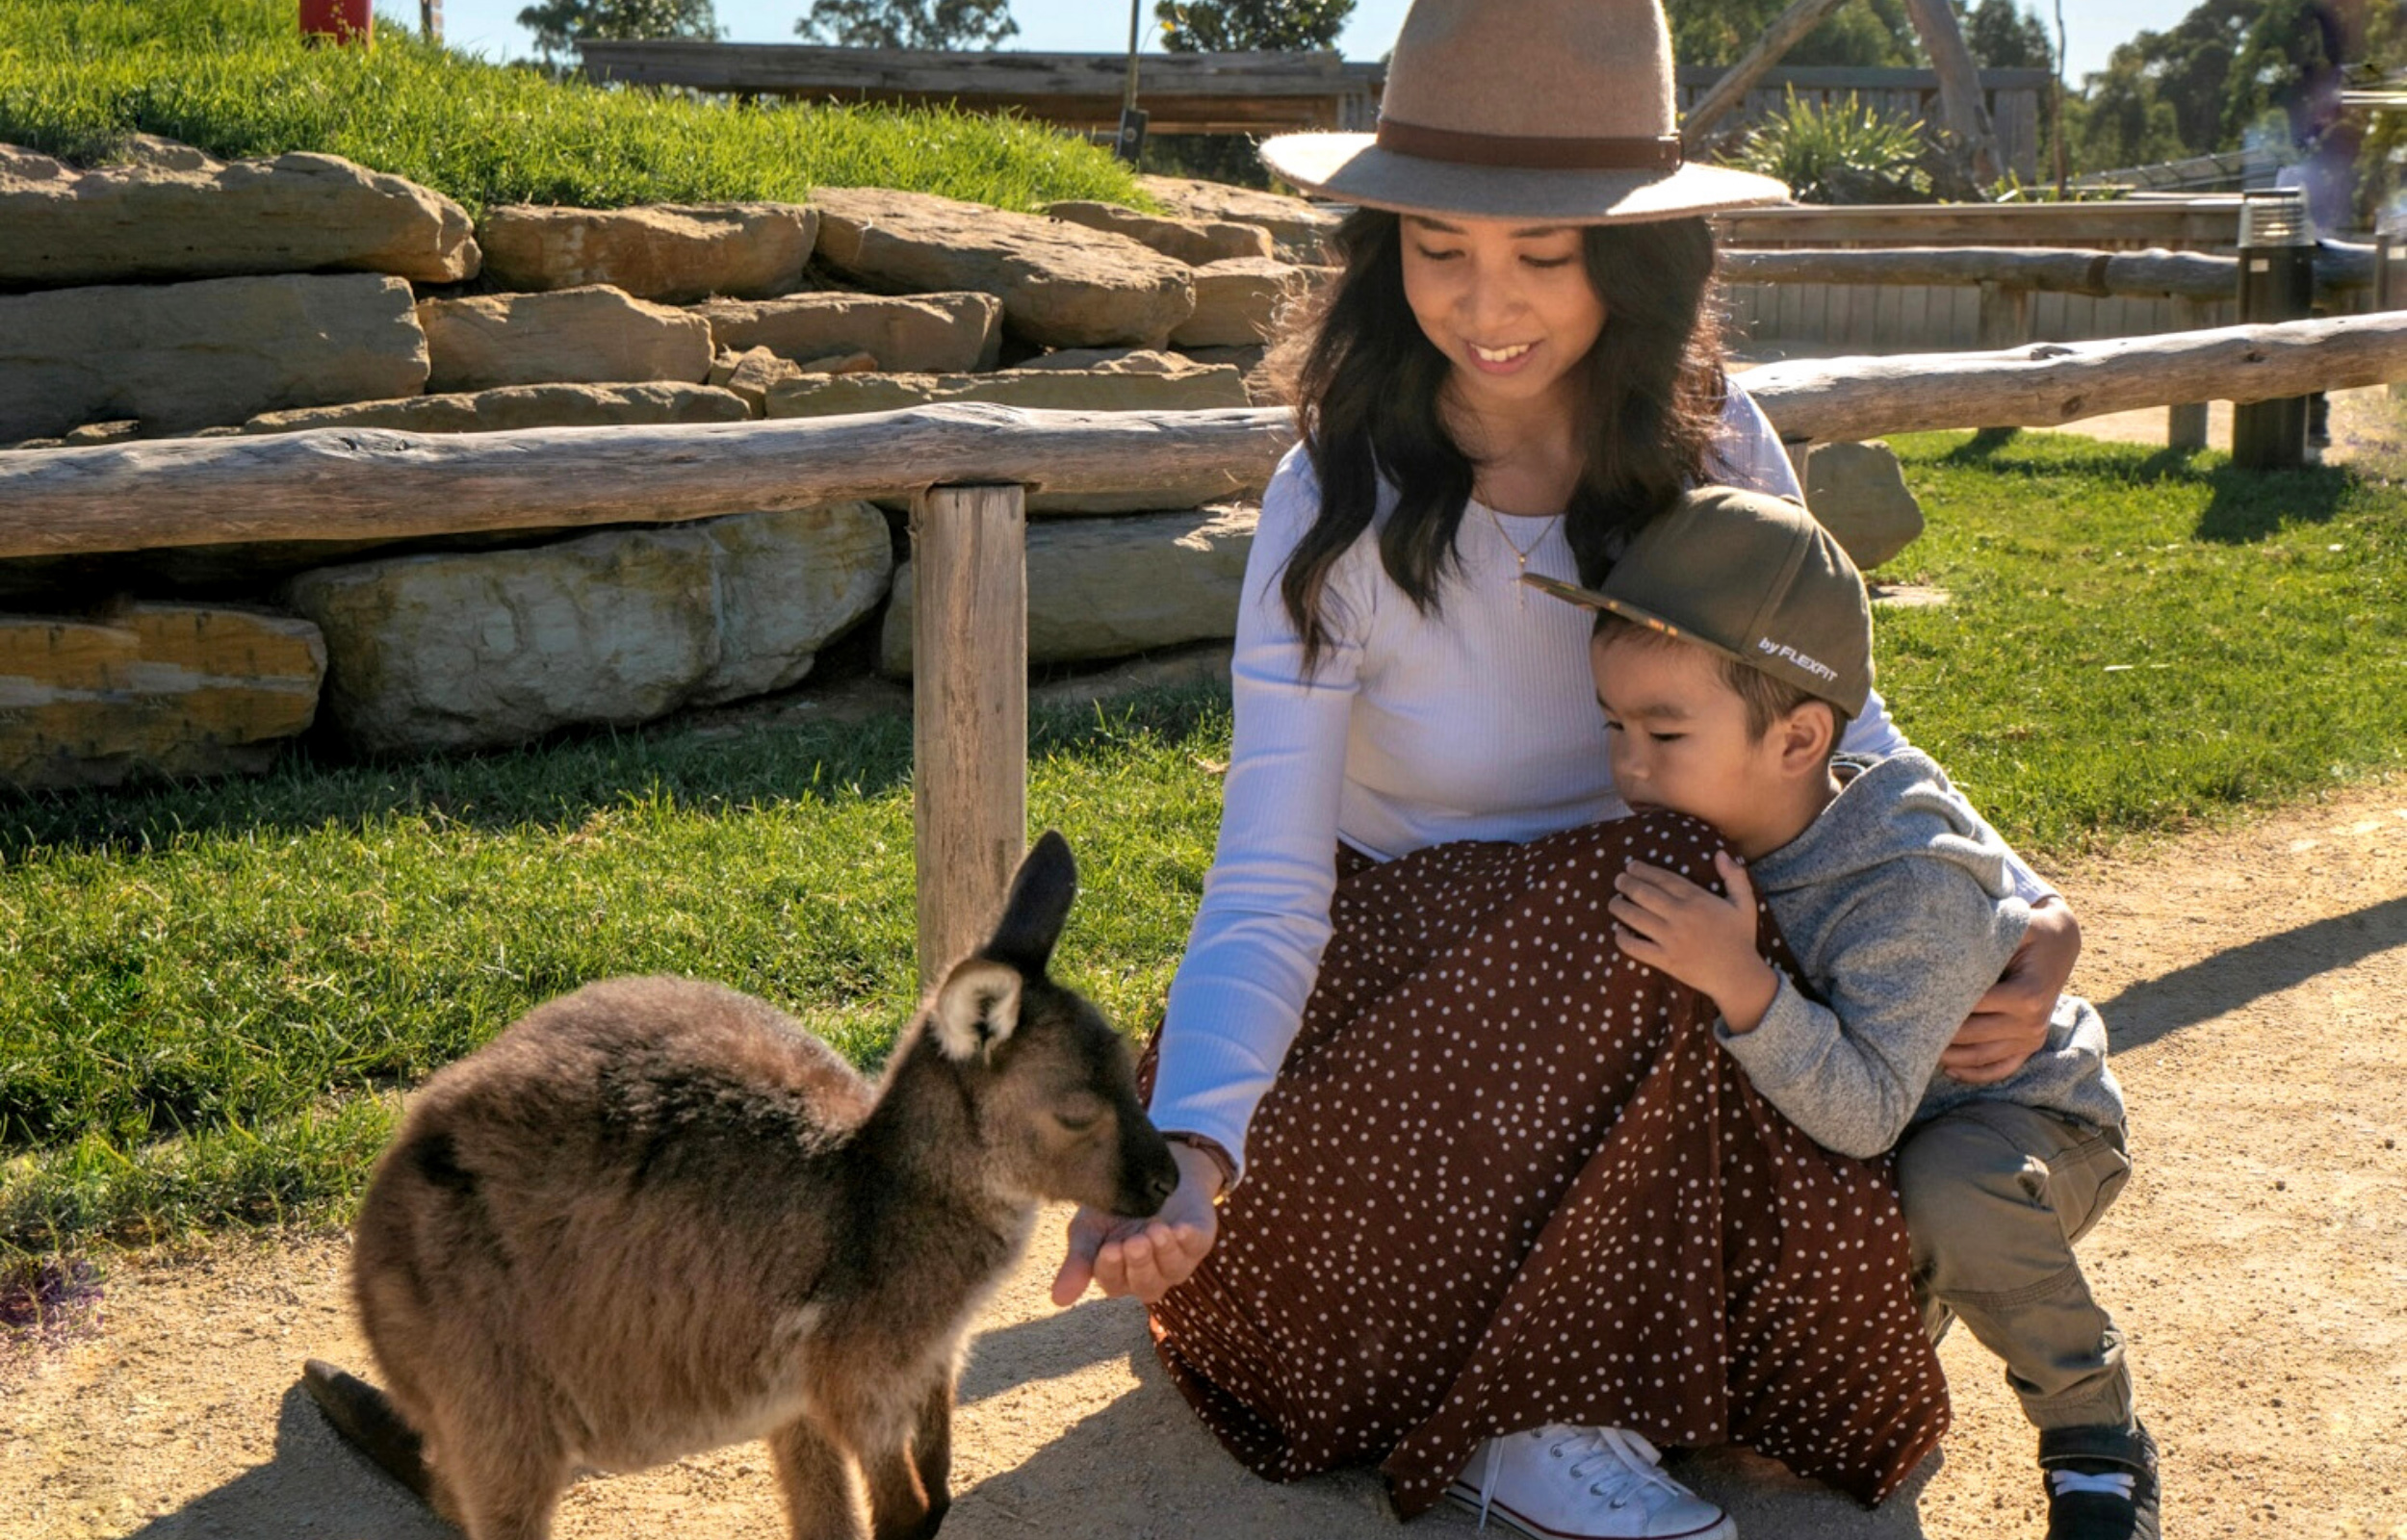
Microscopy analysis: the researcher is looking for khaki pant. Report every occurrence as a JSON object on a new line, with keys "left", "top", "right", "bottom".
{"left": 1895, "top": 1102, "right": 2135, "bottom": 1433}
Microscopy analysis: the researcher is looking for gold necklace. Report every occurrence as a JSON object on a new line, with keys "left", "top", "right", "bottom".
{"left": 1485, "top": 501, "right": 1562, "bottom": 607}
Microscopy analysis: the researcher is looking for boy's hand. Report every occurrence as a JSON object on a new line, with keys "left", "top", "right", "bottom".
{"left": 1612, "top": 851, "right": 1780, "bottom": 1033}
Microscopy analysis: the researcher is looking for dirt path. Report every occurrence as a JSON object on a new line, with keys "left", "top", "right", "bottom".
{"left": 7, "top": 775, "right": 2403, "bottom": 1540}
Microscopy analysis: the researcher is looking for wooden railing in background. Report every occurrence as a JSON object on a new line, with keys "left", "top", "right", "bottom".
{"left": 13, "top": 313, "right": 2406, "bottom": 976}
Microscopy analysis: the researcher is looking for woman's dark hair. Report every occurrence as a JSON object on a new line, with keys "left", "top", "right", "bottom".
{"left": 1268, "top": 208, "right": 1730, "bottom": 671}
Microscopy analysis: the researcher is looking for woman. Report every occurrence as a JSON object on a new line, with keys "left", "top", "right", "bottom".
{"left": 1050, "top": 3, "right": 2078, "bottom": 1535}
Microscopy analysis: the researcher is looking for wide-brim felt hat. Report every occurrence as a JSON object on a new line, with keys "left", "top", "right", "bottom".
{"left": 1262, "top": 0, "right": 1792, "bottom": 225}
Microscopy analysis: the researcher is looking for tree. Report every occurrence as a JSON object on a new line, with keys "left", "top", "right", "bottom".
{"left": 1153, "top": 0, "right": 1353, "bottom": 53}
{"left": 793, "top": 0, "right": 1018, "bottom": 49}
{"left": 2058, "top": 0, "right": 2350, "bottom": 173}
{"left": 1667, "top": 0, "right": 1917, "bottom": 69}
{"left": 517, "top": 0, "right": 717, "bottom": 66}
{"left": 1963, "top": 0, "right": 2052, "bottom": 70}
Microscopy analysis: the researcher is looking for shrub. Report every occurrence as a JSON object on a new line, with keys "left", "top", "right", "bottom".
{"left": 1726, "top": 88, "right": 1934, "bottom": 205}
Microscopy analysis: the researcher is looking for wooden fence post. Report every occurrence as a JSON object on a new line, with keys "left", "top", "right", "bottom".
{"left": 2166, "top": 297, "right": 2215, "bottom": 450}
{"left": 1974, "top": 281, "right": 2032, "bottom": 437}
{"left": 911, "top": 483, "right": 1028, "bottom": 991}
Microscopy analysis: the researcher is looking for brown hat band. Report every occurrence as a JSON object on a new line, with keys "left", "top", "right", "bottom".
{"left": 1373, "top": 117, "right": 1684, "bottom": 171}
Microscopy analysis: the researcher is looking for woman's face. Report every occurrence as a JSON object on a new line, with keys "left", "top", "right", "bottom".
{"left": 1398, "top": 214, "right": 1606, "bottom": 422}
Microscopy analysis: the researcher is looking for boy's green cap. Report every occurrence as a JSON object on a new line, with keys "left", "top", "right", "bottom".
{"left": 1521, "top": 485, "right": 1873, "bottom": 715}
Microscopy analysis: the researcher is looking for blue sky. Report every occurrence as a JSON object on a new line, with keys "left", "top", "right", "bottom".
{"left": 427, "top": 0, "right": 2197, "bottom": 85}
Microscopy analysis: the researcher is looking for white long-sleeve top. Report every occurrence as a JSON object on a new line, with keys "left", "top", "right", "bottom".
{"left": 1149, "top": 387, "right": 2046, "bottom": 1174}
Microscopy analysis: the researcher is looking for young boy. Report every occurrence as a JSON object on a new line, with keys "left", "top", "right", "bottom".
{"left": 1525, "top": 486, "right": 2157, "bottom": 1540}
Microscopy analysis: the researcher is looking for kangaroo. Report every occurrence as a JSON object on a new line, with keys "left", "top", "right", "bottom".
{"left": 301, "top": 832, "right": 1178, "bottom": 1540}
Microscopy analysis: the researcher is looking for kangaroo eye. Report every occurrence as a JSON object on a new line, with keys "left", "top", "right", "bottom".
{"left": 1053, "top": 1112, "right": 1100, "bottom": 1134}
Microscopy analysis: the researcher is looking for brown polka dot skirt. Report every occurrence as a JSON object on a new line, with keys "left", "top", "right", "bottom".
{"left": 1145, "top": 813, "right": 1949, "bottom": 1517}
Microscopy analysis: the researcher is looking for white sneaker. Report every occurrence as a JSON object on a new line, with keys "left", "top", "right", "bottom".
{"left": 1444, "top": 1424, "right": 1736, "bottom": 1540}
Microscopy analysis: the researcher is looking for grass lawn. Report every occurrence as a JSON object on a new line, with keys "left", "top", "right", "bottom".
{"left": 3, "top": 431, "right": 2403, "bottom": 1254}
{"left": 0, "top": 0, "right": 1148, "bottom": 215}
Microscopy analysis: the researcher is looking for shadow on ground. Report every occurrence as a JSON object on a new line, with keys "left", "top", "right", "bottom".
{"left": 2096, "top": 893, "right": 2407, "bottom": 1051}
{"left": 125, "top": 1383, "right": 451, "bottom": 1540}
{"left": 950, "top": 1295, "right": 1941, "bottom": 1539}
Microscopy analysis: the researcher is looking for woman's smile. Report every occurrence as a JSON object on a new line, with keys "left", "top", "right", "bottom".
{"left": 1465, "top": 340, "right": 1540, "bottom": 372}
{"left": 1399, "top": 214, "right": 1605, "bottom": 418}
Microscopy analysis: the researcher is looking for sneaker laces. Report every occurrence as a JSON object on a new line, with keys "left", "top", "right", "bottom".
{"left": 1466, "top": 1425, "right": 1691, "bottom": 1530}
{"left": 1559, "top": 1425, "right": 1691, "bottom": 1511}
{"left": 2050, "top": 1469, "right": 2138, "bottom": 1500}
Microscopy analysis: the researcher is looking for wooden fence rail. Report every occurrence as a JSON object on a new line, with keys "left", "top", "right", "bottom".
{"left": 1721, "top": 244, "right": 2376, "bottom": 305}
{"left": 8, "top": 316, "right": 2406, "bottom": 557}
{"left": 12, "top": 313, "right": 2407, "bottom": 969}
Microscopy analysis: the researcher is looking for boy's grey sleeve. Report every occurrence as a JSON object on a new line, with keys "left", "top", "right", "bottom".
{"left": 1716, "top": 868, "right": 2032, "bottom": 1159}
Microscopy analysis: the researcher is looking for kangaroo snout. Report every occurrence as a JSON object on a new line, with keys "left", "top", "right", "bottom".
{"left": 1121, "top": 1118, "right": 1180, "bottom": 1219}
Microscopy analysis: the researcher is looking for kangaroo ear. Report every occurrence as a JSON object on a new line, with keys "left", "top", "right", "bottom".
{"left": 981, "top": 830, "right": 1076, "bottom": 976}
{"left": 931, "top": 958, "right": 1022, "bottom": 1062}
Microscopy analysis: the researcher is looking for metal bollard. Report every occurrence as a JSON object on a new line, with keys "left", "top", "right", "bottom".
{"left": 2231, "top": 191, "right": 2315, "bottom": 471}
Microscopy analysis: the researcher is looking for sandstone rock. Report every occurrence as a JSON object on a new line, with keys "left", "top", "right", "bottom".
{"left": 1178, "top": 344, "right": 1279, "bottom": 405}
{"left": 764, "top": 351, "right": 1265, "bottom": 514}
{"left": 0, "top": 138, "right": 478, "bottom": 288}
{"left": 285, "top": 501, "right": 891, "bottom": 753}
{"left": 764, "top": 356, "right": 1248, "bottom": 420}
{"left": 243, "top": 381, "right": 752, "bottom": 435}
{"left": 695, "top": 292, "right": 1001, "bottom": 372}
{"left": 1171, "top": 258, "right": 1318, "bottom": 348}
{"left": 1043, "top": 201, "right": 1273, "bottom": 266}
{"left": 63, "top": 421, "right": 141, "bottom": 446}
{"left": 765, "top": 357, "right": 1254, "bottom": 515}
{"left": 881, "top": 504, "right": 1255, "bottom": 676}
{"left": 0, "top": 604, "right": 325, "bottom": 790}
{"left": 1013, "top": 346, "right": 1204, "bottom": 373}
{"left": 809, "top": 187, "right": 1195, "bottom": 348}
{"left": 1136, "top": 175, "right": 1340, "bottom": 265}
{"left": 0, "top": 273, "right": 427, "bottom": 442}
{"left": 478, "top": 202, "right": 817, "bottom": 304}
{"left": 1803, "top": 440, "right": 1927, "bottom": 571}
{"left": 706, "top": 346, "right": 873, "bottom": 414}
{"left": 417, "top": 286, "right": 714, "bottom": 393}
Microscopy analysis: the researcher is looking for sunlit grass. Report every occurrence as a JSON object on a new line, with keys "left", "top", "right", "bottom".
{"left": 0, "top": 0, "right": 1149, "bottom": 215}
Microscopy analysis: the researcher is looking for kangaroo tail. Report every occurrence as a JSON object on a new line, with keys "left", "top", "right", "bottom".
{"left": 300, "top": 1358, "right": 434, "bottom": 1504}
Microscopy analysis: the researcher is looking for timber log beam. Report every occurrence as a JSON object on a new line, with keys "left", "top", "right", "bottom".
{"left": 1721, "top": 243, "right": 2375, "bottom": 304}
{"left": 1741, "top": 313, "right": 2407, "bottom": 443}
{"left": 0, "top": 404, "right": 1298, "bottom": 561}
{"left": 6, "top": 314, "right": 2406, "bottom": 559}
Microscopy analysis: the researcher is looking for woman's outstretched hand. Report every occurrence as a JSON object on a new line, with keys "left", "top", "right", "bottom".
{"left": 1943, "top": 895, "right": 2082, "bottom": 1084}
{"left": 1050, "top": 1139, "right": 1223, "bottom": 1306}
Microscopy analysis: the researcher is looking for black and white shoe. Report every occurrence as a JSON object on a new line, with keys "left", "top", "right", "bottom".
{"left": 2040, "top": 1421, "right": 2160, "bottom": 1540}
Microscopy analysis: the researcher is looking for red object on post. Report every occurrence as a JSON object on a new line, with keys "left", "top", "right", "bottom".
{"left": 299, "top": 0, "right": 373, "bottom": 44}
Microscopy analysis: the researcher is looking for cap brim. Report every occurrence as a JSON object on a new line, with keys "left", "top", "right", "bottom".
{"left": 1521, "top": 575, "right": 1754, "bottom": 665}
{"left": 1261, "top": 133, "right": 1792, "bottom": 224}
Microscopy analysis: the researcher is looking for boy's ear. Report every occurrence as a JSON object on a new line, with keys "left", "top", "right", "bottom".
{"left": 1775, "top": 701, "right": 1839, "bottom": 775}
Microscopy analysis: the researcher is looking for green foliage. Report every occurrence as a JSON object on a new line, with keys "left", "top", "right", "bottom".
{"left": 2061, "top": 0, "right": 2343, "bottom": 172}
{"left": 1729, "top": 88, "right": 1933, "bottom": 203}
{"left": 1963, "top": 0, "right": 2053, "bottom": 70}
{"left": 1666, "top": 0, "right": 1919, "bottom": 69}
{"left": 1154, "top": 0, "right": 1353, "bottom": 53}
{"left": 516, "top": 0, "right": 720, "bottom": 68}
{"left": 794, "top": 0, "right": 1020, "bottom": 50}
{"left": 0, "top": 0, "right": 1145, "bottom": 215}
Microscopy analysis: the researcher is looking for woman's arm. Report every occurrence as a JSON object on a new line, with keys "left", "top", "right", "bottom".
{"left": 1054, "top": 449, "right": 1367, "bottom": 1305}
{"left": 1944, "top": 896, "right": 2080, "bottom": 1083}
